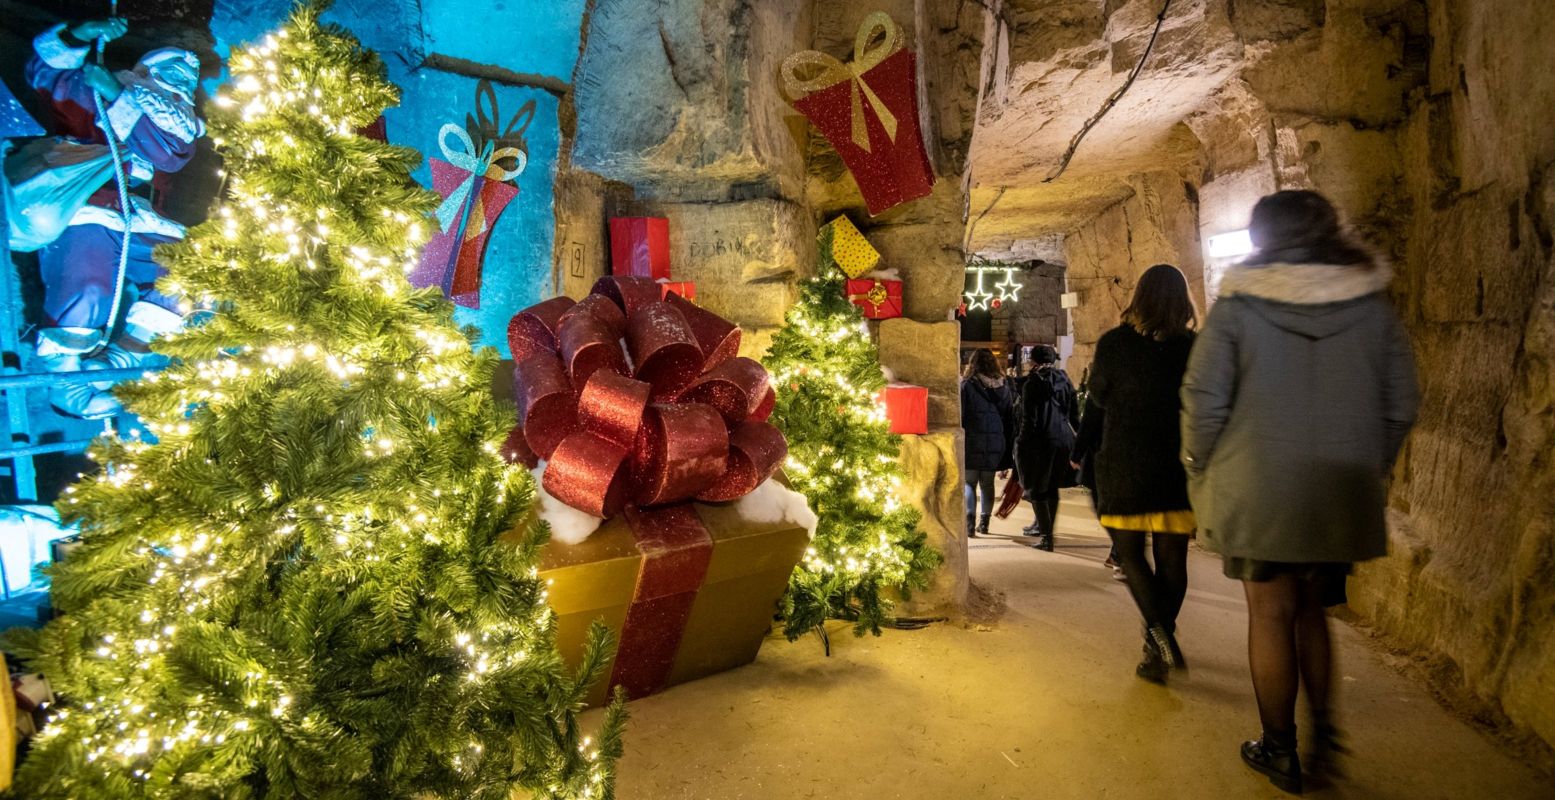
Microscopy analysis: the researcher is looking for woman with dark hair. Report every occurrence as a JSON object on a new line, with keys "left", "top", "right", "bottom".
{"left": 1183, "top": 190, "right": 1418, "bottom": 794}
{"left": 1088, "top": 264, "right": 1198, "bottom": 684}
{"left": 960, "top": 348, "right": 1015, "bottom": 537}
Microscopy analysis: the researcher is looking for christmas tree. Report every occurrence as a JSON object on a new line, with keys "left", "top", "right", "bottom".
{"left": 5, "top": 9, "right": 623, "bottom": 798}
{"left": 765, "top": 238, "right": 940, "bottom": 639}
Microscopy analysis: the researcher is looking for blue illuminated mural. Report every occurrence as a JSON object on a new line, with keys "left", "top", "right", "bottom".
{"left": 209, "top": 0, "right": 586, "bottom": 356}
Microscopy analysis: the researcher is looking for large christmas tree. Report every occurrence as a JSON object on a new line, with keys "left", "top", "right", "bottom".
{"left": 766, "top": 242, "right": 940, "bottom": 639}
{"left": 5, "top": 9, "right": 623, "bottom": 798}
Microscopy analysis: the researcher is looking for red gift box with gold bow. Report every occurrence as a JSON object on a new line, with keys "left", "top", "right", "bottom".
{"left": 846, "top": 277, "right": 903, "bottom": 319}
{"left": 782, "top": 12, "right": 936, "bottom": 215}
{"left": 504, "top": 277, "right": 808, "bottom": 703}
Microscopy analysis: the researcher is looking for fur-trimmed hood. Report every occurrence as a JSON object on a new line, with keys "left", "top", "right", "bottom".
{"left": 1216, "top": 262, "right": 1395, "bottom": 340}
{"left": 1217, "top": 262, "right": 1393, "bottom": 305}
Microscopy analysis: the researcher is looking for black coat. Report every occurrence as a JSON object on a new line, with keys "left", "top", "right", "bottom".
{"left": 1015, "top": 367, "right": 1080, "bottom": 493}
{"left": 960, "top": 376, "right": 1015, "bottom": 472}
{"left": 1089, "top": 324, "right": 1195, "bottom": 516}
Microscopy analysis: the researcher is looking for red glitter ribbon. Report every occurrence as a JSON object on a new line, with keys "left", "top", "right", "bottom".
{"left": 507, "top": 276, "right": 788, "bottom": 515}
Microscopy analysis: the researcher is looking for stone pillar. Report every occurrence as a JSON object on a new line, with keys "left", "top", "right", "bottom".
{"left": 805, "top": 0, "right": 992, "bottom": 614}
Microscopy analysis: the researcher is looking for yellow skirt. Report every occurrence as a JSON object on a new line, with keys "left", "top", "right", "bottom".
{"left": 1098, "top": 510, "right": 1197, "bottom": 534}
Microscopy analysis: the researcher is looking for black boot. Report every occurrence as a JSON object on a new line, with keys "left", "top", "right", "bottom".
{"left": 966, "top": 514, "right": 977, "bottom": 538}
{"left": 1035, "top": 529, "right": 1055, "bottom": 552}
{"left": 1147, "top": 624, "right": 1188, "bottom": 672}
{"left": 976, "top": 513, "right": 991, "bottom": 536}
{"left": 1242, "top": 729, "right": 1302, "bottom": 794}
{"left": 1136, "top": 638, "right": 1168, "bottom": 684}
{"left": 1306, "top": 718, "right": 1348, "bottom": 786}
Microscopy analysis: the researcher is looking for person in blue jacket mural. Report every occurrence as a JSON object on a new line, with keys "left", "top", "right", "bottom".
{"left": 24, "top": 17, "right": 203, "bottom": 418}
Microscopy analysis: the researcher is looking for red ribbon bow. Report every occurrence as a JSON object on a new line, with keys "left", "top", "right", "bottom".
{"left": 506, "top": 277, "right": 785, "bottom": 519}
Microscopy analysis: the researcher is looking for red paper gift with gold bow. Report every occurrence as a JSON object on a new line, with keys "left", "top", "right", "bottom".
{"left": 782, "top": 12, "right": 936, "bottom": 215}
{"left": 505, "top": 277, "right": 804, "bottom": 702}
{"left": 846, "top": 277, "right": 903, "bottom": 319}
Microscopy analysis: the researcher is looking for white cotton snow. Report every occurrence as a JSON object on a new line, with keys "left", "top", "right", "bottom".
{"left": 530, "top": 462, "right": 604, "bottom": 545}
{"left": 880, "top": 365, "right": 897, "bottom": 383}
{"left": 864, "top": 266, "right": 901, "bottom": 281}
{"left": 733, "top": 478, "right": 819, "bottom": 538}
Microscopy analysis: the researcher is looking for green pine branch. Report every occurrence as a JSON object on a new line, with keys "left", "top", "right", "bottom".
{"left": 766, "top": 231, "right": 942, "bottom": 640}
{"left": 3, "top": 8, "right": 621, "bottom": 799}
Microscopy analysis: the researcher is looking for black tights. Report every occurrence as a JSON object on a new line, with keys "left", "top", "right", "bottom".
{"left": 1243, "top": 575, "right": 1333, "bottom": 736}
{"left": 1105, "top": 529, "right": 1189, "bottom": 634}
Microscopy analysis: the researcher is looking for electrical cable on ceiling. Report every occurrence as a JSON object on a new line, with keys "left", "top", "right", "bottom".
{"left": 1042, "top": 0, "right": 1173, "bottom": 184}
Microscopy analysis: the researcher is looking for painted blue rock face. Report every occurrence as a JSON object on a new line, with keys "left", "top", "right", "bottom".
{"left": 209, "top": 0, "right": 587, "bottom": 357}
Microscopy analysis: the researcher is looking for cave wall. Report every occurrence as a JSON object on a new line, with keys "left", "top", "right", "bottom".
{"left": 558, "top": 0, "right": 989, "bottom": 613}
{"left": 1351, "top": 0, "right": 1555, "bottom": 758}
{"left": 1167, "top": 0, "right": 1555, "bottom": 756}
{"left": 1061, "top": 169, "right": 1204, "bottom": 379}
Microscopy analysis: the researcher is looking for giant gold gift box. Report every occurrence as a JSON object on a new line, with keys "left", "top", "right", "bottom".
{"left": 534, "top": 500, "right": 808, "bottom": 707}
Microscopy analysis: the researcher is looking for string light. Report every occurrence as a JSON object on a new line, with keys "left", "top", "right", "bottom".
{"left": 15, "top": 12, "right": 619, "bottom": 798}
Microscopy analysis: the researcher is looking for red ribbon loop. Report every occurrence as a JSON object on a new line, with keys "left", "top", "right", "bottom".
{"left": 508, "top": 296, "right": 575, "bottom": 362}
{"left": 514, "top": 353, "right": 577, "bottom": 459}
{"left": 508, "top": 284, "right": 788, "bottom": 519}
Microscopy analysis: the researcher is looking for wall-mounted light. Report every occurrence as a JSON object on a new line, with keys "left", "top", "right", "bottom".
{"left": 1206, "top": 229, "right": 1254, "bottom": 260}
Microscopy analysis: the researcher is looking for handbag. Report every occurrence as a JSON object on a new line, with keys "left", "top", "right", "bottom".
{"left": 5, "top": 138, "right": 116, "bottom": 252}
{"left": 994, "top": 475, "right": 1025, "bottom": 519}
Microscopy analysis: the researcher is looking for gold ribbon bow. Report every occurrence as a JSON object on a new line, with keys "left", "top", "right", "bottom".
{"left": 781, "top": 11, "right": 904, "bottom": 152}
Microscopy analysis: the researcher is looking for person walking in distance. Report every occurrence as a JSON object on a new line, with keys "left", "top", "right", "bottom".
{"left": 1088, "top": 265, "right": 1198, "bottom": 684}
{"left": 1014, "top": 345, "right": 1079, "bottom": 550}
{"left": 1182, "top": 191, "right": 1418, "bottom": 794}
{"left": 960, "top": 348, "right": 1016, "bottom": 537}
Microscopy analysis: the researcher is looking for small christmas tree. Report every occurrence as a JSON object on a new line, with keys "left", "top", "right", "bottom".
{"left": 765, "top": 237, "right": 940, "bottom": 639}
{"left": 5, "top": 9, "right": 623, "bottom": 798}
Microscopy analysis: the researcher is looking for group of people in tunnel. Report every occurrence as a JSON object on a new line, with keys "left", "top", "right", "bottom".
{"left": 959, "top": 190, "right": 1420, "bottom": 795}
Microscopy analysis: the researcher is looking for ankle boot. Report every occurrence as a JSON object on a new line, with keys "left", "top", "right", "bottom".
{"left": 1146, "top": 624, "right": 1188, "bottom": 671}
{"left": 1306, "top": 717, "right": 1348, "bottom": 784}
{"left": 966, "top": 514, "right": 976, "bottom": 538}
{"left": 1242, "top": 729, "right": 1302, "bottom": 794}
{"left": 976, "top": 513, "right": 990, "bottom": 535}
{"left": 1136, "top": 638, "right": 1168, "bottom": 684}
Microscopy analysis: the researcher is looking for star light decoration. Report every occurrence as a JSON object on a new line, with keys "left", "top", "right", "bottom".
{"left": 963, "top": 261, "right": 1022, "bottom": 312}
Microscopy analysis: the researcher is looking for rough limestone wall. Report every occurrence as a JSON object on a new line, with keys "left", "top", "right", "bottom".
{"left": 557, "top": 0, "right": 987, "bottom": 614}
{"left": 557, "top": 0, "right": 814, "bottom": 356}
{"left": 1061, "top": 169, "right": 1204, "bottom": 379}
{"left": 1350, "top": 0, "right": 1555, "bottom": 759}
{"left": 804, "top": 0, "right": 988, "bottom": 616}
{"left": 1185, "top": 0, "right": 1555, "bottom": 757}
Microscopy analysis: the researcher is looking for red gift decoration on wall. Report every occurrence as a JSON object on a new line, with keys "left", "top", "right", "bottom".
{"left": 506, "top": 278, "right": 786, "bottom": 698}
{"left": 659, "top": 280, "right": 696, "bottom": 302}
{"left": 879, "top": 382, "right": 928, "bottom": 435}
{"left": 610, "top": 217, "right": 672, "bottom": 280}
{"left": 411, "top": 124, "right": 525, "bottom": 308}
{"left": 846, "top": 278, "right": 903, "bottom": 319}
{"left": 782, "top": 12, "right": 935, "bottom": 216}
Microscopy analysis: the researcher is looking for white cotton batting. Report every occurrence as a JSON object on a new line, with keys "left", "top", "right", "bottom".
{"left": 733, "top": 478, "right": 819, "bottom": 538}
{"left": 864, "top": 266, "right": 901, "bottom": 281}
{"left": 530, "top": 462, "right": 604, "bottom": 545}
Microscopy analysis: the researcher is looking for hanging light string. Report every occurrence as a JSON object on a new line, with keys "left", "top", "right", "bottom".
{"left": 1042, "top": 0, "right": 1174, "bottom": 183}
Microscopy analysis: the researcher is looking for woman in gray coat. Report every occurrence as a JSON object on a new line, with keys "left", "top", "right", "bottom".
{"left": 1182, "top": 191, "right": 1418, "bottom": 794}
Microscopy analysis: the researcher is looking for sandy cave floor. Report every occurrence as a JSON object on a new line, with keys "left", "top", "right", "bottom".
{"left": 594, "top": 490, "right": 1549, "bottom": 799}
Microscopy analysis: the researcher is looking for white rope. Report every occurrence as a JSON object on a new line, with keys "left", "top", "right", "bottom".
{"left": 90, "top": 0, "right": 133, "bottom": 355}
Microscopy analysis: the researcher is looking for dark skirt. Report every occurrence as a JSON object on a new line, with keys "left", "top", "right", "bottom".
{"left": 1224, "top": 558, "right": 1351, "bottom": 608}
